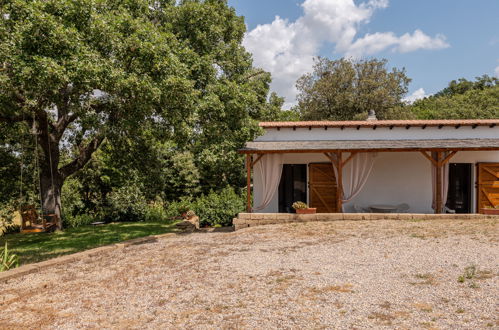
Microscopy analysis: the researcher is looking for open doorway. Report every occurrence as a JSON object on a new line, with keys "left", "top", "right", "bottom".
{"left": 446, "top": 163, "right": 472, "bottom": 213}
{"left": 278, "top": 164, "right": 307, "bottom": 213}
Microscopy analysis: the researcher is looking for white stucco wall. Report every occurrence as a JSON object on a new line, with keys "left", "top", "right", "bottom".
{"left": 256, "top": 126, "right": 499, "bottom": 141}
{"left": 254, "top": 151, "right": 499, "bottom": 214}
{"left": 252, "top": 125, "right": 499, "bottom": 213}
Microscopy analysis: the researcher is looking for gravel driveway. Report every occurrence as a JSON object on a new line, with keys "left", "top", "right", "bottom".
{"left": 1, "top": 219, "right": 498, "bottom": 329}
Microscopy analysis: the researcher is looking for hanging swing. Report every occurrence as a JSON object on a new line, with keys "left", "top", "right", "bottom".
{"left": 19, "top": 115, "right": 58, "bottom": 233}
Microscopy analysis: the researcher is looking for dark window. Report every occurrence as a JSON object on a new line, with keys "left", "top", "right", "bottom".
{"left": 278, "top": 164, "right": 307, "bottom": 213}
{"left": 446, "top": 163, "right": 472, "bottom": 213}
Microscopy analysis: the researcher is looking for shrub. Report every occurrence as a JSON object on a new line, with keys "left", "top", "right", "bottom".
{"left": 163, "top": 151, "right": 201, "bottom": 201}
{"left": 192, "top": 186, "right": 244, "bottom": 227}
{"left": 164, "top": 197, "right": 193, "bottom": 220}
{"left": 105, "top": 185, "right": 148, "bottom": 222}
{"left": 144, "top": 198, "right": 169, "bottom": 222}
{"left": 0, "top": 203, "right": 20, "bottom": 236}
{"left": 63, "top": 214, "right": 96, "bottom": 229}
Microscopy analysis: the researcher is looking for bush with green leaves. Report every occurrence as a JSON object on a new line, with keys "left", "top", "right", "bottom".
{"left": 0, "top": 203, "right": 19, "bottom": 236}
{"left": 62, "top": 214, "right": 96, "bottom": 229}
{"left": 144, "top": 198, "right": 170, "bottom": 222}
{"left": 105, "top": 185, "right": 148, "bottom": 222}
{"left": 164, "top": 197, "right": 193, "bottom": 221}
{"left": 192, "top": 186, "right": 245, "bottom": 227}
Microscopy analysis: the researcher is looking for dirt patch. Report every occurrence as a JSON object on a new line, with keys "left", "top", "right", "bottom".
{"left": 0, "top": 219, "right": 497, "bottom": 329}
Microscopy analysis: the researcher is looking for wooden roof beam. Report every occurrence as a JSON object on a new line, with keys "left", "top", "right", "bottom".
{"left": 420, "top": 151, "right": 438, "bottom": 167}
{"left": 341, "top": 152, "right": 358, "bottom": 168}
{"left": 440, "top": 151, "right": 458, "bottom": 166}
{"left": 251, "top": 154, "right": 264, "bottom": 167}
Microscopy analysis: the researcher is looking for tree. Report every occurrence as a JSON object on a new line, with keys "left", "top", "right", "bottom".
{"left": 433, "top": 74, "right": 498, "bottom": 97}
{"left": 167, "top": 0, "right": 282, "bottom": 192}
{"left": 295, "top": 57, "right": 411, "bottom": 120}
{"left": 0, "top": 0, "right": 283, "bottom": 227}
{"left": 0, "top": 0, "right": 211, "bottom": 228}
{"left": 410, "top": 83, "right": 499, "bottom": 119}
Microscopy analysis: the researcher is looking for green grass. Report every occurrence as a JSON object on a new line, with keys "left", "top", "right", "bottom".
{"left": 0, "top": 221, "right": 179, "bottom": 266}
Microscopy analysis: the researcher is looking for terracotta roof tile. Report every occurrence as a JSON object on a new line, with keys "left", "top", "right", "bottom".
{"left": 259, "top": 119, "right": 499, "bottom": 128}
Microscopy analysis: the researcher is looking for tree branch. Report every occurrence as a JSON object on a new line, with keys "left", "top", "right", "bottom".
{"left": 59, "top": 134, "right": 105, "bottom": 180}
{"left": 55, "top": 112, "right": 78, "bottom": 140}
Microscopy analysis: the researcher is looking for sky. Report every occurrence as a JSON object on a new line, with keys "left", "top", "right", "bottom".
{"left": 228, "top": 0, "right": 499, "bottom": 108}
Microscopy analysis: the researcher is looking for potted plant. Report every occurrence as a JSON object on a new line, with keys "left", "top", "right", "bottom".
{"left": 292, "top": 201, "right": 316, "bottom": 214}
{"left": 481, "top": 205, "right": 499, "bottom": 215}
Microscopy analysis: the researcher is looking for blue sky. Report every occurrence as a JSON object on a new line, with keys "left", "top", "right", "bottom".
{"left": 228, "top": 0, "right": 499, "bottom": 108}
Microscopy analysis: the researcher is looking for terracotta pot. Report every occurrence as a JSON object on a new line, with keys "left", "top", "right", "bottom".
{"left": 481, "top": 208, "right": 499, "bottom": 215}
{"left": 295, "top": 208, "right": 317, "bottom": 214}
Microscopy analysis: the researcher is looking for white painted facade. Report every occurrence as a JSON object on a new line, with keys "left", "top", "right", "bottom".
{"left": 252, "top": 125, "right": 499, "bottom": 214}
{"left": 255, "top": 126, "right": 499, "bottom": 142}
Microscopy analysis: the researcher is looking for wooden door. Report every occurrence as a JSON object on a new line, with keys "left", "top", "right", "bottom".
{"left": 477, "top": 163, "right": 499, "bottom": 212}
{"left": 309, "top": 163, "right": 337, "bottom": 213}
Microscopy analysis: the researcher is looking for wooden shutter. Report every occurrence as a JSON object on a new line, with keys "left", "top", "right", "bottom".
{"left": 309, "top": 163, "right": 337, "bottom": 213}
{"left": 477, "top": 163, "right": 499, "bottom": 211}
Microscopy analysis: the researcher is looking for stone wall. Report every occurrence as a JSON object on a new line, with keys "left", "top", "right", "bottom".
{"left": 233, "top": 213, "right": 499, "bottom": 231}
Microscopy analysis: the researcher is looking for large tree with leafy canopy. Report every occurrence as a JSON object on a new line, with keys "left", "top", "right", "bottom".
{"left": 410, "top": 75, "right": 499, "bottom": 119}
{"left": 0, "top": 0, "right": 276, "bottom": 228}
{"left": 295, "top": 57, "right": 411, "bottom": 120}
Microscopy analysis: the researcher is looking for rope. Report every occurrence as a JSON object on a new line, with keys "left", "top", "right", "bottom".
{"left": 46, "top": 116, "right": 56, "bottom": 213}
{"left": 32, "top": 113, "right": 44, "bottom": 219}
{"left": 19, "top": 113, "right": 25, "bottom": 205}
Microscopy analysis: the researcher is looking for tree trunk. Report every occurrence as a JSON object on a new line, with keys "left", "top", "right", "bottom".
{"left": 39, "top": 170, "right": 63, "bottom": 229}
{"left": 37, "top": 123, "right": 64, "bottom": 230}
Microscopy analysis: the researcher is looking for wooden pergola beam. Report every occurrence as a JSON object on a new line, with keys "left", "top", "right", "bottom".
{"left": 251, "top": 154, "right": 264, "bottom": 167}
{"left": 246, "top": 153, "right": 252, "bottom": 212}
{"left": 335, "top": 151, "right": 343, "bottom": 213}
{"left": 440, "top": 150, "right": 458, "bottom": 166}
{"left": 342, "top": 152, "right": 357, "bottom": 168}
{"left": 239, "top": 146, "right": 499, "bottom": 154}
{"left": 420, "top": 151, "right": 437, "bottom": 166}
{"left": 323, "top": 152, "right": 335, "bottom": 163}
{"left": 434, "top": 152, "right": 443, "bottom": 214}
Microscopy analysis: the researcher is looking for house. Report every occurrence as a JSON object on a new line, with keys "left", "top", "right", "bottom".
{"left": 239, "top": 118, "right": 499, "bottom": 214}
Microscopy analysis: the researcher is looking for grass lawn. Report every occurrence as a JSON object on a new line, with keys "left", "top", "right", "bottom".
{"left": 0, "top": 221, "right": 179, "bottom": 266}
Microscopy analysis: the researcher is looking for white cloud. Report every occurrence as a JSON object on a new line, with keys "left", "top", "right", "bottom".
{"left": 403, "top": 88, "right": 428, "bottom": 104}
{"left": 495, "top": 65, "right": 499, "bottom": 78}
{"left": 243, "top": 0, "right": 449, "bottom": 108}
{"left": 346, "top": 30, "right": 449, "bottom": 58}
{"left": 397, "top": 30, "right": 449, "bottom": 53}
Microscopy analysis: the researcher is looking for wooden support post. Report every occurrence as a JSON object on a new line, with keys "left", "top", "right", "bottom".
{"left": 336, "top": 151, "right": 343, "bottom": 213}
{"left": 435, "top": 151, "right": 443, "bottom": 214}
{"left": 246, "top": 153, "right": 252, "bottom": 213}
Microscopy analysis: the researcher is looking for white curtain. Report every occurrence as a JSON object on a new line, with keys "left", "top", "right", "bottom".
{"left": 327, "top": 152, "right": 376, "bottom": 210}
{"left": 252, "top": 154, "right": 283, "bottom": 212}
{"left": 431, "top": 151, "right": 450, "bottom": 213}
{"left": 342, "top": 153, "right": 377, "bottom": 204}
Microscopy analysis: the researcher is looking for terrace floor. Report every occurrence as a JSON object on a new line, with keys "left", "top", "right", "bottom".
{"left": 1, "top": 219, "right": 498, "bottom": 329}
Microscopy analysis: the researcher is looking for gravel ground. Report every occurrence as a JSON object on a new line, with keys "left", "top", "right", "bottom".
{"left": 1, "top": 219, "right": 498, "bottom": 329}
